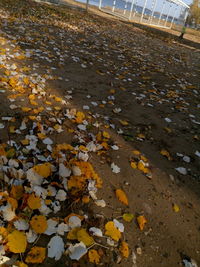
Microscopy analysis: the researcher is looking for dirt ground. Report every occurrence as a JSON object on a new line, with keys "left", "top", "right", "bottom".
{"left": 0, "top": 0, "right": 200, "bottom": 267}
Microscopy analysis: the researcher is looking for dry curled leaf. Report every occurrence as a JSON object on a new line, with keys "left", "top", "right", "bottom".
{"left": 160, "top": 149, "right": 172, "bottom": 160}
{"left": 30, "top": 215, "right": 47, "bottom": 234}
{"left": 25, "top": 247, "right": 46, "bottom": 263}
{"left": 88, "top": 249, "right": 100, "bottom": 264}
{"left": 119, "top": 241, "right": 129, "bottom": 258}
{"left": 115, "top": 189, "right": 128, "bottom": 206}
{"left": 7, "top": 230, "right": 27, "bottom": 253}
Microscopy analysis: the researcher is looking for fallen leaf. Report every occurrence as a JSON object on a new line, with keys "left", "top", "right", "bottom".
{"left": 7, "top": 230, "right": 27, "bottom": 253}
{"left": 173, "top": 203, "right": 180, "bottom": 212}
{"left": 30, "top": 215, "right": 47, "bottom": 234}
{"left": 77, "top": 229, "right": 94, "bottom": 246}
{"left": 122, "top": 213, "right": 134, "bottom": 222}
{"left": 48, "top": 236, "right": 64, "bottom": 260}
{"left": 27, "top": 194, "right": 41, "bottom": 210}
{"left": 119, "top": 241, "right": 129, "bottom": 258}
{"left": 105, "top": 221, "right": 121, "bottom": 241}
{"left": 137, "top": 215, "right": 147, "bottom": 230}
{"left": 115, "top": 189, "right": 128, "bottom": 206}
{"left": 33, "top": 163, "right": 52, "bottom": 178}
{"left": 25, "top": 247, "right": 46, "bottom": 263}
{"left": 68, "top": 242, "right": 88, "bottom": 260}
{"left": 88, "top": 249, "right": 100, "bottom": 264}
{"left": 160, "top": 149, "right": 172, "bottom": 160}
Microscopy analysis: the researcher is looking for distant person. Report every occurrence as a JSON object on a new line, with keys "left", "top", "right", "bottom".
{"left": 179, "top": 22, "right": 187, "bottom": 39}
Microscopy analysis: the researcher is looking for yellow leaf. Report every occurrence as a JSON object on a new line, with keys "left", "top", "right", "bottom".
{"left": 67, "top": 227, "right": 80, "bottom": 240}
{"left": 115, "top": 189, "right": 128, "bottom": 206}
{"left": 160, "top": 149, "right": 172, "bottom": 160}
{"left": 76, "top": 111, "right": 85, "bottom": 124}
{"left": 102, "top": 131, "right": 110, "bottom": 139}
{"left": 172, "top": 203, "right": 180, "bottom": 212}
{"left": 20, "top": 139, "right": 29, "bottom": 145}
{"left": 82, "top": 195, "right": 90, "bottom": 203}
{"left": 105, "top": 221, "right": 121, "bottom": 241}
{"left": 119, "top": 120, "right": 129, "bottom": 126}
{"left": 30, "top": 215, "right": 47, "bottom": 234}
{"left": 0, "top": 227, "right": 8, "bottom": 240}
{"left": 9, "top": 77, "right": 18, "bottom": 88}
{"left": 54, "top": 106, "right": 61, "bottom": 111}
{"left": 30, "top": 100, "right": 38, "bottom": 106}
{"left": 27, "top": 194, "right": 41, "bottom": 210}
{"left": 137, "top": 133, "right": 145, "bottom": 139}
{"left": 28, "top": 94, "right": 35, "bottom": 100}
{"left": 33, "top": 163, "right": 52, "bottom": 178}
{"left": 122, "top": 213, "right": 134, "bottom": 222}
{"left": 7, "top": 197, "right": 18, "bottom": 210}
{"left": 54, "top": 96, "right": 62, "bottom": 102}
{"left": 109, "top": 89, "right": 115, "bottom": 94}
{"left": 9, "top": 126, "right": 15, "bottom": 133}
{"left": 88, "top": 249, "right": 100, "bottom": 264}
{"left": 56, "top": 143, "right": 73, "bottom": 151}
{"left": 25, "top": 247, "right": 46, "bottom": 263}
{"left": 45, "top": 101, "right": 52, "bottom": 105}
{"left": 137, "top": 161, "right": 150, "bottom": 174}
{"left": 16, "top": 261, "right": 28, "bottom": 267}
{"left": 7, "top": 230, "right": 27, "bottom": 253}
{"left": 132, "top": 150, "right": 141, "bottom": 155}
{"left": 37, "top": 133, "right": 47, "bottom": 140}
{"left": 77, "top": 229, "right": 94, "bottom": 246}
{"left": 130, "top": 161, "right": 137, "bottom": 169}
{"left": 164, "top": 127, "right": 172, "bottom": 133}
{"left": 119, "top": 241, "right": 129, "bottom": 258}
{"left": 21, "top": 107, "right": 31, "bottom": 112}
{"left": 137, "top": 215, "right": 147, "bottom": 231}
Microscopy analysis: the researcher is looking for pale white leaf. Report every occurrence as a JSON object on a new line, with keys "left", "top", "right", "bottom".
{"left": 48, "top": 236, "right": 64, "bottom": 260}
{"left": 111, "top": 162, "right": 120, "bottom": 173}
{"left": 45, "top": 219, "right": 58, "bottom": 235}
{"left": 89, "top": 227, "right": 103, "bottom": 237}
{"left": 14, "top": 219, "right": 29, "bottom": 231}
{"left": 68, "top": 242, "right": 88, "bottom": 260}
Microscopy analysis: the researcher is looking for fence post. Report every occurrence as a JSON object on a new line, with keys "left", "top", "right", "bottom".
{"left": 164, "top": 4, "right": 171, "bottom": 27}
{"left": 129, "top": 0, "right": 135, "bottom": 20}
{"left": 158, "top": 1, "right": 165, "bottom": 25}
{"left": 112, "top": 0, "right": 116, "bottom": 12}
{"left": 124, "top": 0, "right": 128, "bottom": 15}
{"left": 140, "top": 0, "right": 148, "bottom": 23}
{"left": 149, "top": 0, "right": 157, "bottom": 24}
{"left": 86, "top": 0, "right": 89, "bottom": 12}
{"left": 170, "top": 6, "right": 177, "bottom": 28}
{"left": 99, "top": 0, "right": 102, "bottom": 9}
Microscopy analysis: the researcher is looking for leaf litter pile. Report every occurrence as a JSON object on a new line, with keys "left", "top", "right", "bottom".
{"left": 0, "top": 0, "right": 200, "bottom": 266}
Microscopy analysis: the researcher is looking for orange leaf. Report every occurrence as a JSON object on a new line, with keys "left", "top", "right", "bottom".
{"left": 88, "top": 249, "right": 100, "bottom": 264}
{"left": 10, "top": 185, "right": 24, "bottom": 200}
{"left": 30, "top": 215, "right": 47, "bottom": 234}
{"left": 7, "top": 230, "right": 27, "bottom": 253}
{"left": 25, "top": 247, "right": 46, "bottom": 263}
{"left": 119, "top": 241, "right": 129, "bottom": 258}
{"left": 27, "top": 194, "right": 41, "bottom": 210}
{"left": 115, "top": 189, "right": 128, "bottom": 206}
{"left": 137, "top": 215, "right": 147, "bottom": 230}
